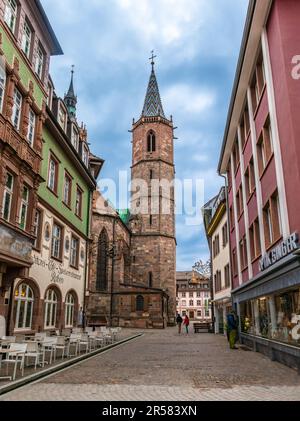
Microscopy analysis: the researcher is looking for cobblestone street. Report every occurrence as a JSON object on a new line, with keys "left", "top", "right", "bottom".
{"left": 1, "top": 328, "right": 300, "bottom": 401}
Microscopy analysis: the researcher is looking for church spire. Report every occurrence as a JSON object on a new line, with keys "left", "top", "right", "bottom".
{"left": 64, "top": 65, "right": 77, "bottom": 118}
{"left": 141, "top": 52, "right": 166, "bottom": 119}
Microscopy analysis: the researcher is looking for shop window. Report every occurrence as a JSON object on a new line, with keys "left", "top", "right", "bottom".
{"left": 65, "top": 293, "right": 75, "bottom": 328}
{"left": 44, "top": 289, "right": 58, "bottom": 329}
{"left": 14, "top": 284, "right": 34, "bottom": 330}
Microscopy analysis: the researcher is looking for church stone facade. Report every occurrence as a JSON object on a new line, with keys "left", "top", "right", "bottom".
{"left": 86, "top": 63, "right": 176, "bottom": 329}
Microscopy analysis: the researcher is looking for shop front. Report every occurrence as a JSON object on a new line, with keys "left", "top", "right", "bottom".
{"left": 234, "top": 252, "right": 300, "bottom": 372}
{"left": 213, "top": 297, "right": 232, "bottom": 335}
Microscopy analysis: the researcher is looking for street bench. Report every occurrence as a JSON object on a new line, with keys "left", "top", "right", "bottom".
{"left": 194, "top": 323, "right": 211, "bottom": 333}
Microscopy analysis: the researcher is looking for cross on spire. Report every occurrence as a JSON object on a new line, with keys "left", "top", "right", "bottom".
{"left": 149, "top": 50, "right": 157, "bottom": 70}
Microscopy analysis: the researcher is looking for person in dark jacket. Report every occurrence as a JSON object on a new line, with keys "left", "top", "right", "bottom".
{"left": 226, "top": 310, "right": 239, "bottom": 349}
{"left": 176, "top": 313, "right": 183, "bottom": 334}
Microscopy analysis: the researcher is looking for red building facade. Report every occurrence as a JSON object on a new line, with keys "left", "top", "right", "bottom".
{"left": 218, "top": 0, "right": 300, "bottom": 370}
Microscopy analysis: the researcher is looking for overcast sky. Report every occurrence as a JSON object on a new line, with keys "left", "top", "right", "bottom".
{"left": 42, "top": 0, "right": 249, "bottom": 270}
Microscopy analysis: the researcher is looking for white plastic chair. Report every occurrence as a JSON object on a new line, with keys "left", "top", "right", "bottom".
{"left": 54, "top": 336, "right": 69, "bottom": 359}
{"left": 1, "top": 343, "right": 27, "bottom": 381}
{"left": 41, "top": 338, "right": 58, "bottom": 364}
{"left": 25, "top": 341, "right": 45, "bottom": 370}
{"left": 79, "top": 334, "right": 90, "bottom": 353}
{"left": 69, "top": 333, "right": 81, "bottom": 356}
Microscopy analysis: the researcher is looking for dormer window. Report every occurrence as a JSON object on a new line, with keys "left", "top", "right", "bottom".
{"left": 82, "top": 145, "right": 89, "bottom": 167}
{"left": 21, "top": 19, "right": 32, "bottom": 59}
{"left": 4, "top": 0, "right": 17, "bottom": 34}
{"left": 71, "top": 125, "right": 79, "bottom": 151}
{"left": 58, "top": 104, "right": 66, "bottom": 131}
{"left": 147, "top": 131, "right": 156, "bottom": 153}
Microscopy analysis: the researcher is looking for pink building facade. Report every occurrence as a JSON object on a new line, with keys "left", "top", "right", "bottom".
{"left": 218, "top": 0, "right": 300, "bottom": 370}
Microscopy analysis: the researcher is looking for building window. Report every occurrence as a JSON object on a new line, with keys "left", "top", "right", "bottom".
{"left": 136, "top": 295, "right": 144, "bottom": 312}
{"left": 257, "top": 118, "right": 273, "bottom": 175}
{"left": 147, "top": 131, "right": 156, "bottom": 153}
{"left": 189, "top": 292, "right": 193, "bottom": 298}
{"left": 58, "top": 104, "right": 66, "bottom": 131}
{"left": 0, "top": 67, "right": 6, "bottom": 113}
{"left": 27, "top": 108, "right": 36, "bottom": 146}
{"left": 251, "top": 51, "right": 266, "bottom": 112}
{"left": 71, "top": 126, "right": 79, "bottom": 151}
{"left": 232, "top": 248, "right": 238, "bottom": 277}
{"left": 182, "top": 300, "right": 186, "bottom": 306}
{"left": 51, "top": 223, "right": 63, "bottom": 260}
{"left": 182, "top": 292, "right": 186, "bottom": 298}
{"left": 245, "top": 158, "right": 256, "bottom": 200}
{"left": 249, "top": 218, "right": 261, "bottom": 261}
{"left": 82, "top": 146, "right": 89, "bottom": 167}
{"left": 75, "top": 187, "right": 83, "bottom": 218}
{"left": 222, "top": 223, "right": 228, "bottom": 247}
{"left": 232, "top": 137, "right": 240, "bottom": 173}
{"left": 48, "top": 155, "right": 59, "bottom": 193}
{"left": 213, "top": 234, "right": 220, "bottom": 258}
{"left": 96, "top": 230, "right": 108, "bottom": 291}
{"left": 35, "top": 44, "right": 45, "bottom": 80}
{"left": 189, "top": 300, "right": 194, "bottom": 306}
{"left": 65, "top": 293, "right": 75, "bottom": 328}
{"left": 197, "top": 300, "right": 201, "bottom": 306}
{"left": 14, "top": 284, "right": 34, "bottom": 330}
{"left": 149, "top": 215, "right": 152, "bottom": 226}
{"left": 196, "top": 291, "right": 201, "bottom": 297}
{"left": 150, "top": 169, "right": 154, "bottom": 180}
{"left": 12, "top": 87, "right": 22, "bottom": 130}
{"left": 21, "top": 19, "right": 32, "bottom": 59}
{"left": 215, "top": 271, "right": 222, "bottom": 293}
{"left": 240, "top": 105, "right": 250, "bottom": 149}
{"left": 4, "top": 0, "right": 17, "bottom": 34}
{"left": 44, "top": 289, "right": 58, "bottom": 329}
{"left": 19, "top": 185, "right": 29, "bottom": 230}
{"left": 197, "top": 310, "right": 202, "bottom": 318}
{"left": 239, "top": 236, "right": 248, "bottom": 270}
{"left": 2, "top": 172, "right": 14, "bottom": 221}
{"left": 263, "top": 190, "right": 282, "bottom": 249}
{"left": 224, "top": 264, "right": 230, "bottom": 288}
{"left": 63, "top": 172, "right": 72, "bottom": 207}
{"left": 236, "top": 187, "right": 243, "bottom": 219}
{"left": 148, "top": 272, "right": 153, "bottom": 288}
{"left": 33, "top": 209, "right": 42, "bottom": 249}
{"left": 70, "top": 235, "right": 79, "bottom": 268}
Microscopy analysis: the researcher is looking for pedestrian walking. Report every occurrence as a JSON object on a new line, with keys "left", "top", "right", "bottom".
{"left": 183, "top": 314, "right": 190, "bottom": 334}
{"left": 176, "top": 313, "right": 183, "bottom": 334}
{"left": 226, "top": 310, "right": 239, "bottom": 349}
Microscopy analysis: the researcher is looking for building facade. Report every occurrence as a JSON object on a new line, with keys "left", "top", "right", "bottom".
{"left": 218, "top": 0, "right": 300, "bottom": 369}
{"left": 87, "top": 61, "right": 176, "bottom": 329}
{"left": 0, "top": 0, "right": 62, "bottom": 336}
{"left": 0, "top": 0, "right": 102, "bottom": 336}
{"left": 176, "top": 271, "right": 212, "bottom": 322}
{"left": 203, "top": 187, "right": 232, "bottom": 334}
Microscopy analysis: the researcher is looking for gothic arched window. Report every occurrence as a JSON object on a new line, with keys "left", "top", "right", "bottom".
{"left": 136, "top": 295, "right": 144, "bottom": 312}
{"left": 147, "top": 131, "right": 156, "bottom": 153}
{"left": 96, "top": 229, "right": 108, "bottom": 291}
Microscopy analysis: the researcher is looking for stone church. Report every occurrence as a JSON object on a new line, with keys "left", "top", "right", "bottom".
{"left": 86, "top": 61, "right": 177, "bottom": 329}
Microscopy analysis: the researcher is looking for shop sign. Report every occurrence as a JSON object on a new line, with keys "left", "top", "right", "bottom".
{"left": 0, "top": 225, "right": 32, "bottom": 263}
{"left": 259, "top": 233, "right": 299, "bottom": 272}
{"left": 33, "top": 256, "right": 82, "bottom": 284}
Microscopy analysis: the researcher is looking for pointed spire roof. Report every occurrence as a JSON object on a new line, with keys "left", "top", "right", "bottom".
{"left": 64, "top": 65, "right": 77, "bottom": 118}
{"left": 141, "top": 53, "right": 165, "bottom": 118}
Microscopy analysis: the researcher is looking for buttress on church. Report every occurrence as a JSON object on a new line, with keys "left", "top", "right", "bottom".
{"left": 86, "top": 62, "right": 177, "bottom": 329}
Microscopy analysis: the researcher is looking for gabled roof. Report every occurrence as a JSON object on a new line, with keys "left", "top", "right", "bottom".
{"left": 141, "top": 67, "right": 166, "bottom": 118}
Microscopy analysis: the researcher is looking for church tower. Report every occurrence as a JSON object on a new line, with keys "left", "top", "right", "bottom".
{"left": 130, "top": 56, "right": 176, "bottom": 324}
{"left": 64, "top": 66, "right": 77, "bottom": 119}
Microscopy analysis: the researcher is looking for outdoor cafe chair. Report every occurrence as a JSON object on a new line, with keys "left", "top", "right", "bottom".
{"left": 25, "top": 341, "right": 45, "bottom": 370}
{"left": 78, "top": 334, "right": 90, "bottom": 354}
{"left": 54, "top": 336, "right": 69, "bottom": 359}
{"left": 0, "top": 336, "right": 16, "bottom": 347}
{"left": 41, "top": 338, "right": 58, "bottom": 365}
{"left": 0, "top": 343, "right": 27, "bottom": 381}
{"left": 69, "top": 333, "right": 81, "bottom": 356}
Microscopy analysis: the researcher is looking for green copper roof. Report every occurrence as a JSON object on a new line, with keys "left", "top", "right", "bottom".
{"left": 118, "top": 209, "right": 131, "bottom": 225}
